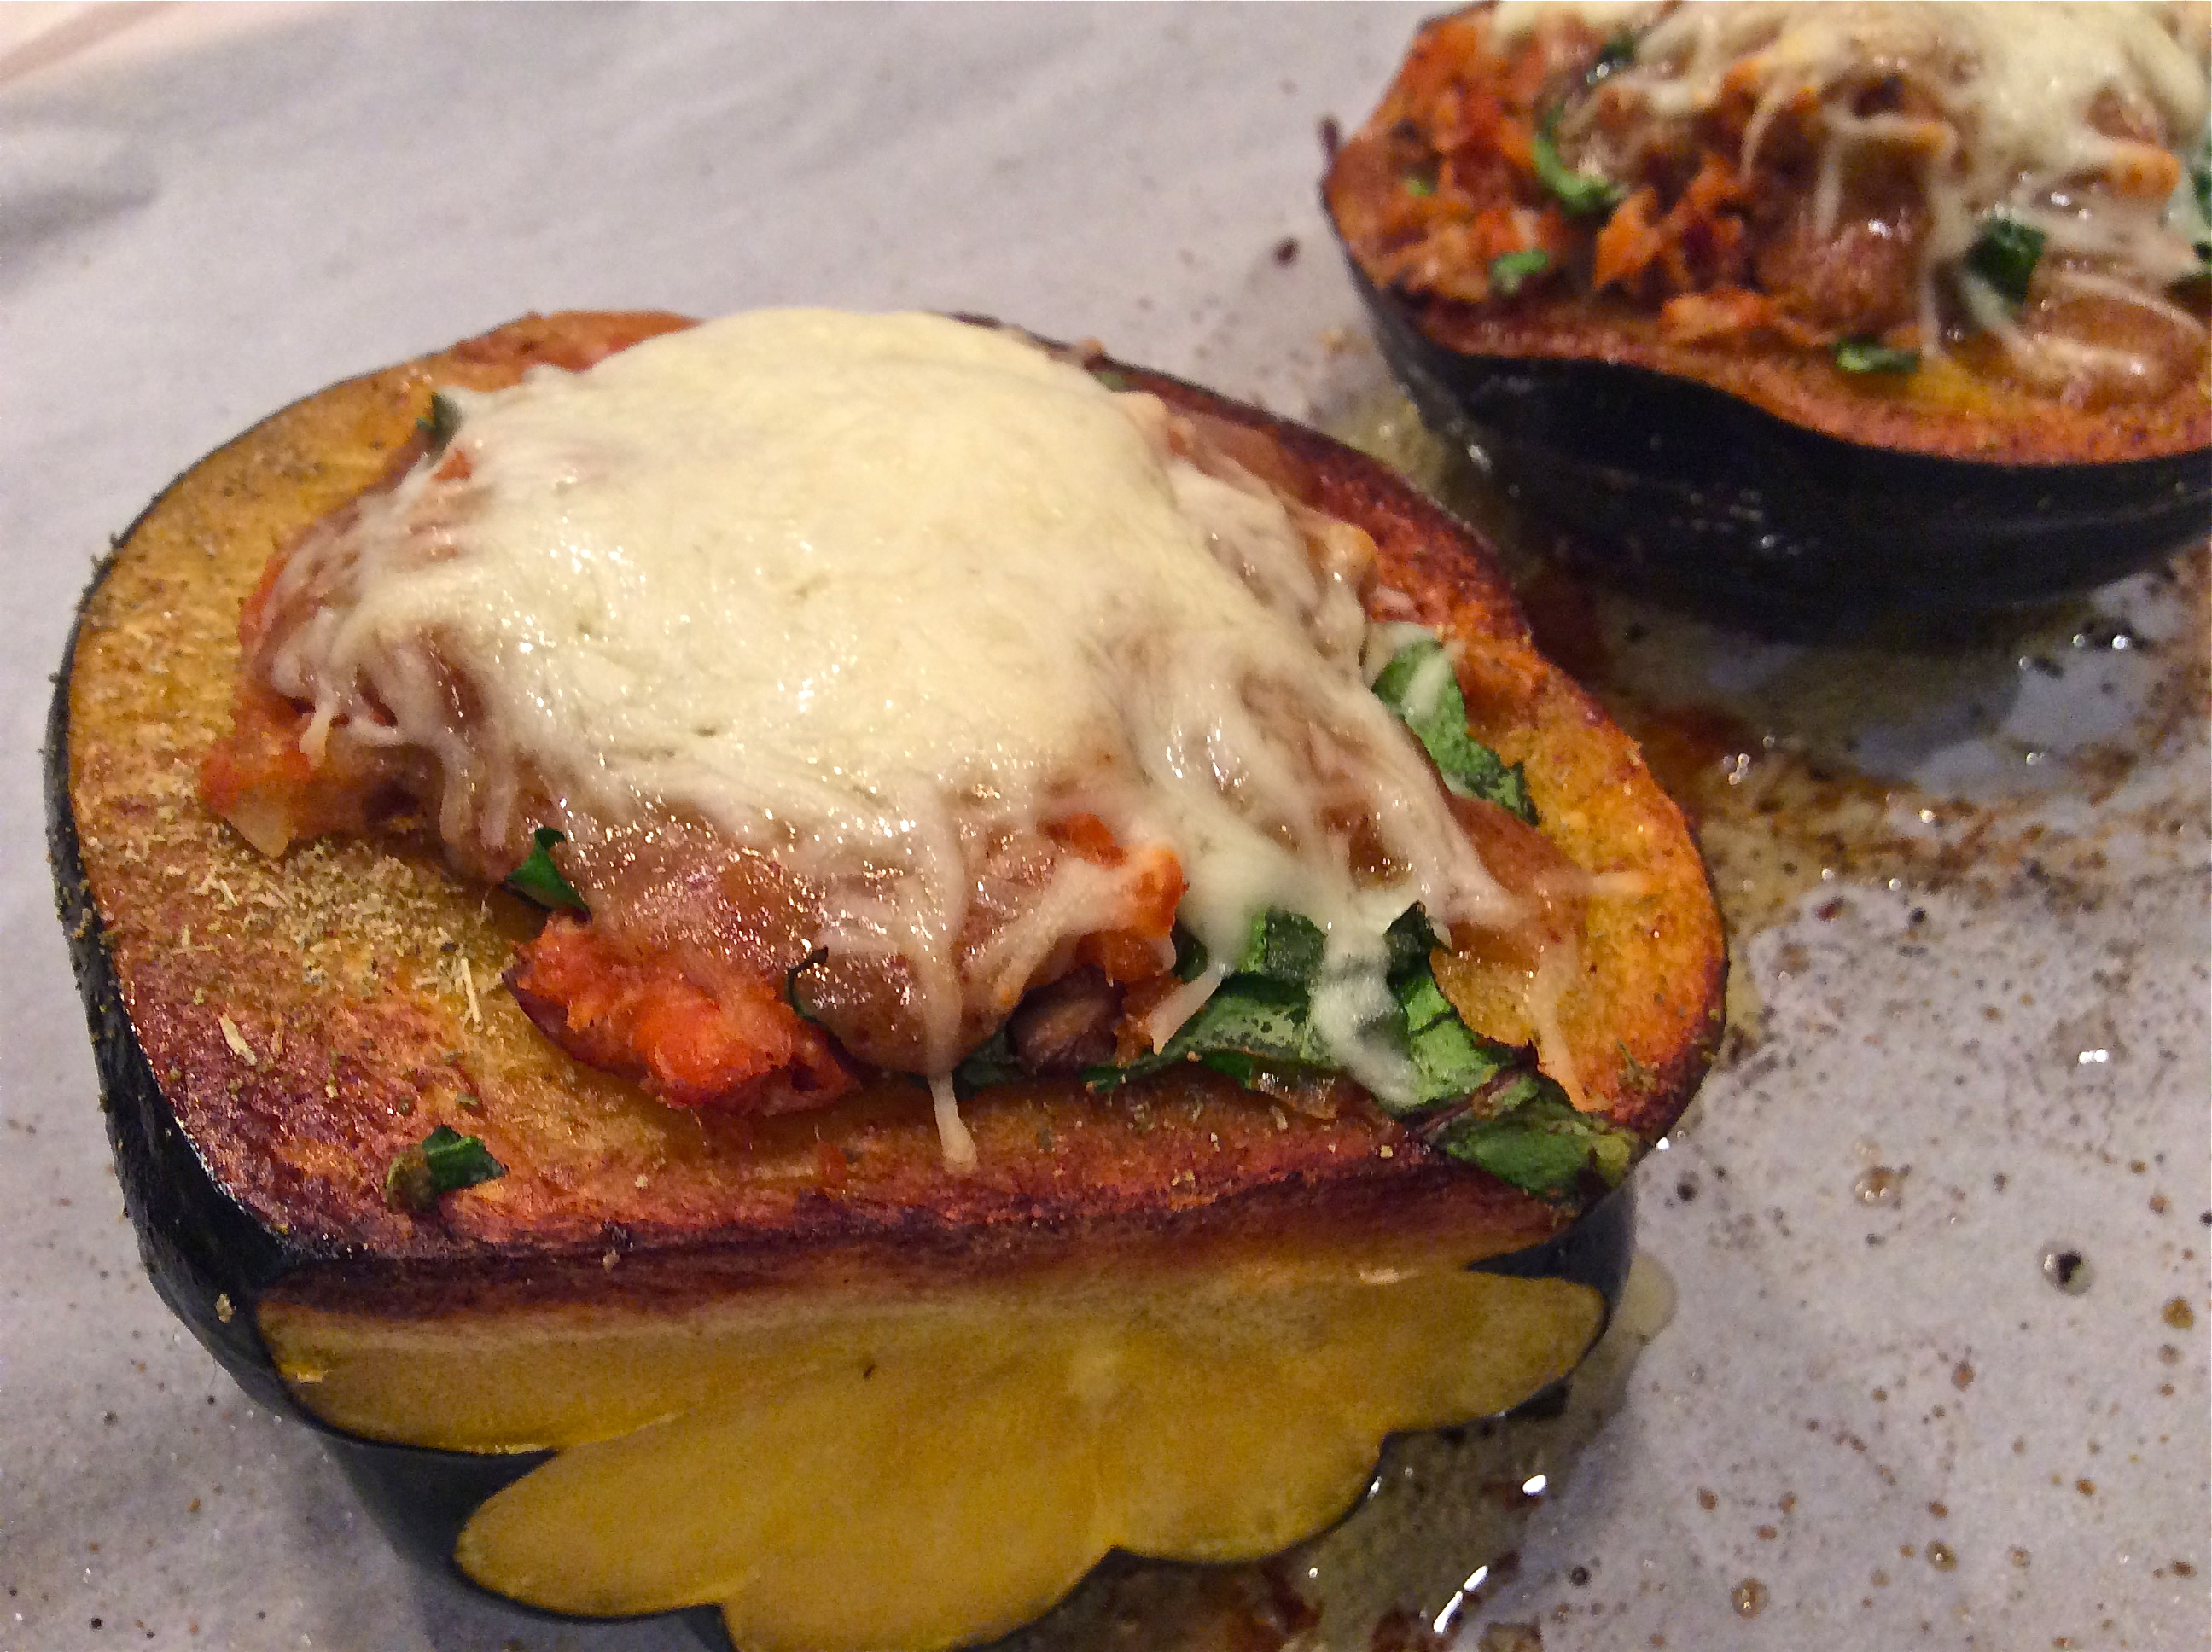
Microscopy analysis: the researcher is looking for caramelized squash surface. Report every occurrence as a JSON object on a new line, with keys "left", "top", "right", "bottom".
{"left": 54, "top": 311, "right": 1719, "bottom": 1646}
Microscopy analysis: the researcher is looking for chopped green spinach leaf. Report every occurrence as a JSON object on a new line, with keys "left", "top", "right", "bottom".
{"left": 1531, "top": 108, "right": 1623, "bottom": 217}
{"left": 1371, "top": 636, "right": 1537, "bottom": 824}
{"left": 1076, "top": 896, "right": 1636, "bottom": 1201}
{"left": 1172, "top": 924, "right": 1210, "bottom": 983}
{"left": 416, "top": 391, "right": 463, "bottom": 455}
{"left": 1487, "top": 248, "right": 1552, "bottom": 298}
{"left": 1383, "top": 904, "right": 1443, "bottom": 985}
{"left": 1199, "top": 1050, "right": 1260, "bottom": 1085}
{"left": 1430, "top": 1081, "right": 1635, "bottom": 1196}
{"left": 1395, "top": 969, "right": 1516, "bottom": 1107}
{"left": 506, "top": 826, "right": 587, "bottom": 912}
{"left": 1237, "top": 909, "right": 1326, "bottom": 987}
{"left": 1833, "top": 337, "right": 1921, "bottom": 375}
{"left": 383, "top": 1124, "right": 506, "bottom": 1213}
{"left": 953, "top": 1021, "right": 1024, "bottom": 1093}
{"left": 1965, "top": 217, "right": 2046, "bottom": 306}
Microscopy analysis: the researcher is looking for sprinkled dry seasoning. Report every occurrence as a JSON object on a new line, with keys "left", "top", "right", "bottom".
{"left": 216, "top": 1013, "right": 255, "bottom": 1067}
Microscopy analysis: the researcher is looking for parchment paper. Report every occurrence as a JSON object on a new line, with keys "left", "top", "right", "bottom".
{"left": 3, "top": 7, "right": 2203, "bottom": 1649}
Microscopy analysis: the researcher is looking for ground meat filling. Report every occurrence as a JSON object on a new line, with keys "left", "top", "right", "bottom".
{"left": 1330, "top": 3, "right": 2212, "bottom": 406}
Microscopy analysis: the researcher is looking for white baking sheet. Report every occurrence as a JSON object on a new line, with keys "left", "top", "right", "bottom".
{"left": 2, "top": 6, "right": 2204, "bottom": 1650}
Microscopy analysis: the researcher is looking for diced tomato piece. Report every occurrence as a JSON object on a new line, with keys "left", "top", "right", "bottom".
{"left": 505, "top": 917, "right": 854, "bottom": 1114}
{"left": 198, "top": 681, "right": 382, "bottom": 858}
{"left": 1077, "top": 928, "right": 1168, "bottom": 986}
{"left": 1044, "top": 812, "right": 1121, "bottom": 863}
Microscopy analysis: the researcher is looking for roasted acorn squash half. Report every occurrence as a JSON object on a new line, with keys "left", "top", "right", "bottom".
{"left": 48, "top": 311, "right": 1721, "bottom": 1650}
{"left": 1324, "top": 3, "right": 2212, "bottom": 631}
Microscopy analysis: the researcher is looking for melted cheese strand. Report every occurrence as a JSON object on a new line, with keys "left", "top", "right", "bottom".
{"left": 263, "top": 312, "right": 1517, "bottom": 1096}
{"left": 928, "top": 1074, "right": 978, "bottom": 1175}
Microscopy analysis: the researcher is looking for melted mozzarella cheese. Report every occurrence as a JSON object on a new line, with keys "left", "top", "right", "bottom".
{"left": 264, "top": 311, "right": 1515, "bottom": 1090}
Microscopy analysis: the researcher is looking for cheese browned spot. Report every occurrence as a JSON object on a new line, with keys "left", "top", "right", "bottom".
{"left": 206, "top": 312, "right": 1528, "bottom": 1116}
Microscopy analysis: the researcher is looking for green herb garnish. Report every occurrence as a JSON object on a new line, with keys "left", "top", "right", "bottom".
{"left": 1965, "top": 217, "right": 2046, "bottom": 306}
{"left": 1383, "top": 904, "right": 1442, "bottom": 981}
{"left": 1487, "top": 248, "right": 1552, "bottom": 298}
{"left": 1172, "top": 924, "right": 1210, "bottom": 983}
{"left": 1833, "top": 337, "right": 1921, "bottom": 375}
{"left": 1086, "top": 966, "right": 1333, "bottom": 1094}
{"left": 1585, "top": 30, "right": 1637, "bottom": 86}
{"left": 1403, "top": 170, "right": 1438, "bottom": 199}
{"left": 1237, "top": 909, "right": 1327, "bottom": 988}
{"left": 1371, "top": 635, "right": 1537, "bottom": 824}
{"left": 1430, "top": 1082, "right": 1634, "bottom": 1195}
{"left": 506, "top": 826, "right": 587, "bottom": 912}
{"left": 416, "top": 391, "right": 463, "bottom": 455}
{"left": 382, "top": 1124, "right": 505, "bottom": 1213}
{"left": 953, "top": 1021, "right": 1024, "bottom": 1094}
{"left": 1075, "top": 899, "right": 1633, "bottom": 1199}
{"left": 1531, "top": 108, "right": 1623, "bottom": 217}
{"left": 1091, "top": 367, "right": 1132, "bottom": 392}
{"left": 1395, "top": 968, "right": 1516, "bottom": 1106}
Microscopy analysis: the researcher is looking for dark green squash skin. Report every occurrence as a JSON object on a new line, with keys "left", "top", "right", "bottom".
{"left": 46, "top": 388, "right": 1641, "bottom": 1652}
{"left": 1348, "top": 264, "right": 2212, "bottom": 635}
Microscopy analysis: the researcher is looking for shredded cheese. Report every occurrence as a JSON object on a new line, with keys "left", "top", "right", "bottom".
{"left": 261, "top": 312, "right": 1519, "bottom": 1099}
{"left": 929, "top": 1074, "right": 979, "bottom": 1174}
{"left": 1515, "top": 3, "right": 2210, "bottom": 382}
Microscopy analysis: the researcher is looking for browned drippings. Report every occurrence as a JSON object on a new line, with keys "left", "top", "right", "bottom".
{"left": 1329, "top": 387, "right": 2210, "bottom": 1072}
{"left": 988, "top": 390, "right": 2209, "bottom": 1652}
{"left": 1510, "top": 550, "right": 2211, "bottom": 940}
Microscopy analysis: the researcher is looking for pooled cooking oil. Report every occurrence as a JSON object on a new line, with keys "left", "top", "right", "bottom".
{"left": 1001, "top": 1255, "right": 1676, "bottom": 1651}
{"left": 1326, "top": 387, "right": 2211, "bottom": 950}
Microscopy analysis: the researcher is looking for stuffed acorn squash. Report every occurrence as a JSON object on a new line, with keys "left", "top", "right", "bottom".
{"left": 49, "top": 310, "right": 1722, "bottom": 1650}
{"left": 1326, "top": 1, "right": 2212, "bottom": 628}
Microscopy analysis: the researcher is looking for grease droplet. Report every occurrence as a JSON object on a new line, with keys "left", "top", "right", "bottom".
{"left": 2161, "top": 1295, "right": 2194, "bottom": 1330}
{"left": 1928, "top": 1541, "right": 1957, "bottom": 1571}
{"left": 1732, "top": 1579, "right": 1768, "bottom": 1619}
{"left": 1855, "top": 1166, "right": 1902, "bottom": 1207}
